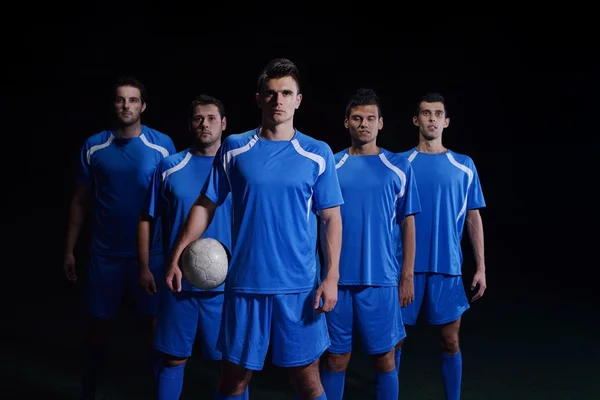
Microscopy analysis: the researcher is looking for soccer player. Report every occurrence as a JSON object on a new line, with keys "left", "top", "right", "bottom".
{"left": 320, "top": 88, "right": 421, "bottom": 400}
{"left": 63, "top": 77, "right": 176, "bottom": 400}
{"left": 164, "top": 58, "right": 343, "bottom": 400}
{"left": 396, "top": 92, "right": 487, "bottom": 400}
{"left": 137, "top": 94, "right": 234, "bottom": 400}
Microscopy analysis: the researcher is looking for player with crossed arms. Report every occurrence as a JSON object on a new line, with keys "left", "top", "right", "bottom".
{"left": 396, "top": 92, "right": 487, "bottom": 399}
{"left": 320, "top": 88, "right": 421, "bottom": 399}
{"left": 137, "top": 94, "right": 236, "bottom": 399}
{"left": 63, "top": 77, "right": 176, "bottom": 400}
{"left": 165, "top": 58, "right": 343, "bottom": 400}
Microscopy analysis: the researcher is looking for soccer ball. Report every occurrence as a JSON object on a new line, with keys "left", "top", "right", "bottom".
{"left": 181, "top": 238, "right": 229, "bottom": 290}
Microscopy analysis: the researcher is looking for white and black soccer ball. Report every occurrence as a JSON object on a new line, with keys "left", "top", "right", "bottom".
{"left": 181, "top": 238, "right": 229, "bottom": 290}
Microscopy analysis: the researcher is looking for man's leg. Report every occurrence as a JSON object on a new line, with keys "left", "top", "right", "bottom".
{"left": 426, "top": 274, "right": 470, "bottom": 400}
{"left": 153, "top": 288, "right": 201, "bottom": 400}
{"left": 215, "top": 292, "right": 272, "bottom": 399}
{"left": 320, "top": 287, "right": 353, "bottom": 400}
{"left": 355, "top": 286, "right": 405, "bottom": 399}
{"left": 132, "top": 253, "right": 162, "bottom": 381}
{"left": 395, "top": 272, "right": 427, "bottom": 396}
{"left": 81, "top": 254, "right": 125, "bottom": 400}
{"left": 271, "top": 290, "right": 330, "bottom": 400}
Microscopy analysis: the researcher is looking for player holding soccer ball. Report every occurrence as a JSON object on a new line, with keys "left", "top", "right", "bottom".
{"left": 320, "top": 88, "right": 421, "bottom": 400}
{"left": 63, "top": 77, "right": 176, "bottom": 400}
{"left": 166, "top": 58, "right": 343, "bottom": 400}
{"left": 395, "top": 93, "right": 487, "bottom": 400}
{"left": 137, "top": 94, "right": 234, "bottom": 400}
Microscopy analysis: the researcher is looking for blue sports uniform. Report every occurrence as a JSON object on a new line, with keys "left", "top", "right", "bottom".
{"left": 327, "top": 148, "right": 421, "bottom": 355}
{"left": 397, "top": 148, "right": 486, "bottom": 325}
{"left": 77, "top": 125, "right": 176, "bottom": 319}
{"left": 201, "top": 128, "right": 344, "bottom": 370}
{"left": 146, "top": 149, "right": 232, "bottom": 360}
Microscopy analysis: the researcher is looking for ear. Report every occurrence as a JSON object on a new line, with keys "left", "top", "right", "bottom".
{"left": 378, "top": 117, "right": 384, "bottom": 130}
{"left": 255, "top": 93, "right": 262, "bottom": 108}
{"left": 221, "top": 116, "right": 227, "bottom": 131}
{"left": 443, "top": 117, "right": 450, "bottom": 128}
{"left": 412, "top": 116, "right": 419, "bottom": 127}
{"left": 344, "top": 117, "right": 349, "bottom": 129}
{"left": 141, "top": 102, "right": 147, "bottom": 113}
{"left": 295, "top": 93, "right": 303, "bottom": 109}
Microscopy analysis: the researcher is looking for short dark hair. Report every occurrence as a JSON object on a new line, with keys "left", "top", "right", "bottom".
{"left": 189, "top": 94, "right": 226, "bottom": 119}
{"left": 256, "top": 58, "right": 301, "bottom": 94}
{"left": 114, "top": 76, "right": 147, "bottom": 104}
{"left": 345, "top": 88, "right": 382, "bottom": 118}
{"left": 416, "top": 92, "right": 448, "bottom": 117}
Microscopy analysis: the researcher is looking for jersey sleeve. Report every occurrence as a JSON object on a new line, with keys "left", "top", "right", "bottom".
{"left": 145, "top": 163, "right": 165, "bottom": 219}
{"left": 313, "top": 145, "right": 344, "bottom": 211}
{"left": 396, "top": 162, "right": 421, "bottom": 222}
{"left": 75, "top": 142, "right": 92, "bottom": 187}
{"left": 467, "top": 160, "right": 486, "bottom": 210}
{"left": 200, "top": 145, "right": 231, "bottom": 206}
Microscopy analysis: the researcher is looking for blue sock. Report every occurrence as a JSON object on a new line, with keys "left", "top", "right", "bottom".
{"left": 157, "top": 364, "right": 185, "bottom": 400}
{"left": 374, "top": 370, "right": 398, "bottom": 399}
{"left": 315, "top": 392, "right": 327, "bottom": 399}
{"left": 242, "top": 386, "right": 249, "bottom": 399}
{"left": 320, "top": 368, "right": 345, "bottom": 400}
{"left": 214, "top": 389, "right": 248, "bottom": 399}
{"left": 395, "top": 348, "right": 401, "bottom": 374}
{"left": 81, "top": 344, "right": 105, "bottom": 400}
{"left": 441, "top": 351, "right": 462, "bottom": 400}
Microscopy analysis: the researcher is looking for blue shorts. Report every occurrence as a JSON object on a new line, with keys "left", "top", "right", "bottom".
{"left": 401, "top": 273, "right": 469, "bottom": 326}
{"left": 85, "top": 253, "right": 163, "bottom": 319}
{"left": 326, "top": 286, "right": 406, "bottom": 355}
{"left": 154, "top": 289, "right": 224, "bottom": 360}
{"left": 217, "top": 290, "right": 330, "bottom": 371}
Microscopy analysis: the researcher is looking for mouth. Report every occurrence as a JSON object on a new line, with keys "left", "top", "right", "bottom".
{"left": 427, "top": 125, "right": 437, "bottom": 130}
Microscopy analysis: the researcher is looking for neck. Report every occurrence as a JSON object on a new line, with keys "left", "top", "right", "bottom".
{"left": 259, "top": 120, "right": 295, "bottom": 141}
{"left": 115, "top": 122, "right": 142, "bottom": 139}
{"left": 349, "top": 140, "right": 380, "bottom": 156}
{"left": 417, "top": 134, "right": 446, "bottom": 154}
{"left": 191, "top": 140, "right": 220, "bottom": 157}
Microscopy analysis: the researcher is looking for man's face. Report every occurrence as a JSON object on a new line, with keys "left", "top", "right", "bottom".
{"left": 345, "top": 104, "right": 382, "bottom": 146}
{"left": 114, "top": 85, "right": 145, "bottom": 126}
{"left": 413, "top": 101, "right": 449, "bottom": 140}
{"left": 256, "top": 76, "right": 302, "bottom": 126}
{"left": 190, "top": 104, "right": 226, "bottom": 146}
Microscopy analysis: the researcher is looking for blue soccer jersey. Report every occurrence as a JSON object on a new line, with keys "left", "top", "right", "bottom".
{"left": 334, "top": 148, "right": 421, "bottom": 286}
{"left": 77, "top": 125, "right": 176, "bottom": 257}
{"left": 201, "top": 128, "right": 344, "bottom": 294}
{"left": 397, "top": 148, "right": 486, "bottom": 276}
{"left": 145, "top": 149, "right": 232, "bottom": 292}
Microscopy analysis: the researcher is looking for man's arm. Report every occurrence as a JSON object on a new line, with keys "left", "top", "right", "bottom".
{"left": 466, "top": 209, "right": 487, "bottom": 301}
{"left": 136, "top": 212, "right": 154, "bottom": 272}
{"left": 64, "top": 185, "right": 91, "bottom": 256}
{"left": 318, "top": 206, "right": 342, "bottom": 282}
{"left": 167, "top": 194, "right": 217, "bottom": 269}
{"left": 466, "top": 209, "right": 485, "bottom": 272}
{"left": 400, "top": 215, "right": 416, "bottom": 279}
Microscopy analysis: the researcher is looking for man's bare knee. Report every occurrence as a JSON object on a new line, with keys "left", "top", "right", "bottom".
{"left": 326, "top": 351, "right": 351, "bottom": 372}
{"left": 288, "top": 359, "right": 323, "bottom": 400}
{"left": 163, "top": 353, "right": 187, "bottom": 367}
{"left": 439, "top": 318, "right": 461, "bottom": 354}
{"left": 371, "top": 349, "right": 395, "bottom": 373}
{"left": 218, "top": 360, "right": 252, "bottom": 396}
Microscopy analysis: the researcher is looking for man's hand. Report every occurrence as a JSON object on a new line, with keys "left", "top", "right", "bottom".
{"left": 470, "top": 269, "right": 487, "bottom": 301}
{"left": 399, "top": 275, "right": 414, "bottom": 307}
{"left": 165, "top": 263, "right": 183, "bottom": 293}
{"left": 63, "top": 253, "right": 77, "bottom": 283}
{"left": 314, "top": 276, "right": 338, "bottom": 313}
{"left": 140, "top": 268, "right": 157, "bottom": 295}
